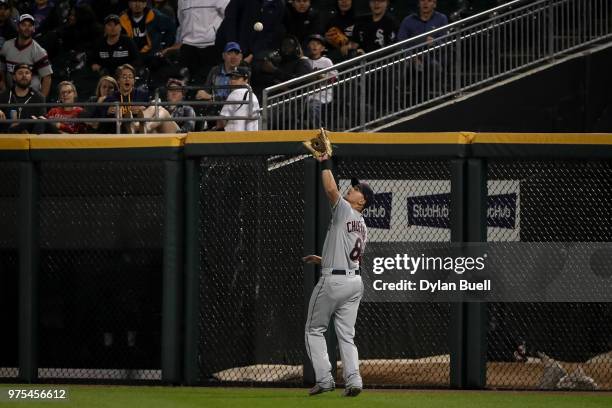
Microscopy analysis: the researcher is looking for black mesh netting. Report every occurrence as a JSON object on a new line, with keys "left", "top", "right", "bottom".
{"left": 0, "top": 162, "right": 18, "bottom": 379}
{"left": 334, "top": 159, "right": 451, "bottom": 387}
{"left": 198, "top": 156, "right": 306, "bottom": 384}
{"left": 197, "top": 157, "right": 451, "bottom": 387}
{"left": 37, "top": 161, "right": 164, "bottom": 381}
{"left": 487, "top": 160, "right": 612, "bottom": 390}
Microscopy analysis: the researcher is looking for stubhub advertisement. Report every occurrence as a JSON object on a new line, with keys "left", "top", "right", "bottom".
{"left": 339, "top": 179, "right": 520, "bottom": 242}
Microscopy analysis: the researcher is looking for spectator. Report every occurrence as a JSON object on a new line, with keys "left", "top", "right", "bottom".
{"left": 31, "top": 0, "right": 59, "bottom": 35}
{"left": 172, "top": 0, "right": 228, "bottom": 85}
{"left": 0, "top": 63, "right": 46, "bottom": 133}
{"left": 305, "top": 34, "right": 337, "bottom": 128}
{"left": 283, "top": 0, "right": 323, "bottom": 47}
{"left": 85, "top": 75, "right": 118, "bottom": 132}
{"left": 46, "top": 80, "right": 88, "bottom": 134}
{"left": 0, "top": 0, "right": 17, "bottom": 50}
{"left": 253, "top": 34, "right": 312, "bottom": 96}
{"left": 398, "top": 0, "right": 449, "bottom": 42}
{"left": 104, "top": 63, "right": 149, "bottom": 133}
{"left": 152, "top": 0, "right": 176, "bottom": 20}
{"left": 195, "top": 41, "right": 245, "bottom": 105}
{"left": 216, "top": 0, "right": 285, "bottom": 64}
{"left": 119, "top": 0, "right": 176, "bottom": 56}
{"left": 324, "top": 0, "right": 362, "bottom": 63}
{"left": 0, "top": 14, "right": 53, "bottom": 97}
{"left": 90, "top": 14, "right": 140, "bottom": 77}
{"left": 165, "top": 77, "right": 196, "bottom": 133}
{"left": 216, "top": 66, "right": 259, "bottom": 131}
{"left": 352, "top": 0, "right": 399, "bottom": 53}
{"left": 59, "top": 5, "right": 103, "bottom": 56}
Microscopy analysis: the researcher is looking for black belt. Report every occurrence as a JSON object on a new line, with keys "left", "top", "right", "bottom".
{"left": 332, "top": 269, "right": 360, "bottom": 276}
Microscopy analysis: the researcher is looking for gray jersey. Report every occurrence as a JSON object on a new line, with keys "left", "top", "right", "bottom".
{"left": 321, "top": 197, "right": 367, "bottom": 270}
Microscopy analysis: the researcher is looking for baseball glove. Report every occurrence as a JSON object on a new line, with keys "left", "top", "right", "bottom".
{"left": 303, "top": 128, "right": 333, "bottom": 158}
{"left": 325, "top": 26, "right": 349, "bottom": 49}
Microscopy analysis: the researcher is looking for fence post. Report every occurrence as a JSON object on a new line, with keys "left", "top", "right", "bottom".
{"left": 359, "top": 63, "right": 367, "bottom": 130}
{"left": 303, "top": 158, "right": 317, "bottom": 385}
{"left": 262, "top": 90, "right": 269, "bottom": 130}
{"left": 183, "top": 158, "right": 201, "bottom": 385}
{"left": 161, "top": 160, "right": 184, "bottom": 384}
{"left": 18, "top": 161, "right": 39, "bottom": 383}
{"left": 465, "top": 158, "right": 487, "bottom": 388}
{"left": 454, "top": 30, "right": 462, "bottom": 93}
{"left": 548, "top": 0, "right": 555, "bottom": 59}
{"left": 449, "top": 158, "right": 466, "bottom": 388}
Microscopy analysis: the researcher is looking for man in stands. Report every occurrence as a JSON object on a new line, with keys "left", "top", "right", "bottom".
{"left": 0, "top": 63, "right": 45, "bottom": 133}
{"left": 119, "top": 0, "right": 175, "bottom": 56}
{"left": 352, "top": 0, "right": 399, "bottom": 53}
{"left": 398, "top": 0, "right": 448, "bottom": 42}
{"left": 90, "top": 14, "right": 140, "bottom": 77}
{"left": 0, "top": 13, "right": 52, "bottom": 97}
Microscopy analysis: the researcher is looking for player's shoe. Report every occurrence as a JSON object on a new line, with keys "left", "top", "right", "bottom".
{"left": 308, "top": 384, "right": 335, "bottom": 396}
{"left": 342, "top": 386, "right": 362, "bottom": 397}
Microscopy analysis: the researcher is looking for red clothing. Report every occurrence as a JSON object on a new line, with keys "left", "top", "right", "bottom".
{"left": 46, "top": 106, "right": 87, "bottom": 134}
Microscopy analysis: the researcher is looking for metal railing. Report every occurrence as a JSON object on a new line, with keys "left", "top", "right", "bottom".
{"left": 0, "top": 85, "right": 260, "bottom": 134}
{"left": 262, "top": 0, "right": 612, "bottom": 131}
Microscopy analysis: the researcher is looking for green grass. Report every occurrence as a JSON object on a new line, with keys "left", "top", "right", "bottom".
{"left": 1, "top": 385, "right": 611, "bottom": 408}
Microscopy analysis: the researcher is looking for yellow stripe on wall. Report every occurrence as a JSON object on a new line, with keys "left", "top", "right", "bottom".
{"left": 474, "top": 133, "right": 612, "bottom": 145}
{"left": 0, "top": 135, "right": 30, "bottom": 150}
{"left": 186, "top": 131, "right": 474, "bottom": 144}
{"left": 30, "top": 134, "right": 186, "bottom": 149}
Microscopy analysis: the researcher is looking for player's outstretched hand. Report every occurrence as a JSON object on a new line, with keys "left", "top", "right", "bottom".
{"left": 316, "top": 153, "right": 329, "bottom": 163}
{"left": 302, "top": 255, "right": 322, "bottom": 265}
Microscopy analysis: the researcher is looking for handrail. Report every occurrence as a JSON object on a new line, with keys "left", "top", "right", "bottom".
{"left": 262, "top": 0, "right": 612, "bottom": 131}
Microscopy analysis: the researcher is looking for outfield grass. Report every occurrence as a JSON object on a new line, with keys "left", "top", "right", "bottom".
{"left": 1, "top": 386, "right": 612, "bottom": 408}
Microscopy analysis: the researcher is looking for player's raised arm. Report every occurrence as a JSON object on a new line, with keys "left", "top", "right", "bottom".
{"left": 317, "top": 154, "right": 340, "bottom": 205}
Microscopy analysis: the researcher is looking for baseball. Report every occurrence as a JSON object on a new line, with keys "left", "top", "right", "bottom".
{"left": 254, "top": 22, "right": 264, "bottom": 32}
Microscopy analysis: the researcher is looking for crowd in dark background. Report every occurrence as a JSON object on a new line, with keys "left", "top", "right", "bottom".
{"left": 0, "top": 0, "right": 509, "bottom": 133}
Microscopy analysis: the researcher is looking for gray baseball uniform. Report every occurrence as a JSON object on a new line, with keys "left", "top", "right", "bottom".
{"left": 305, "top": 195, "right": 366, "bottom": 389}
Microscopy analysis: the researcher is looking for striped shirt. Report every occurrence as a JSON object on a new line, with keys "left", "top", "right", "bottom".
{"left": 0, "top": 38, "right": 53, "bottom": 92}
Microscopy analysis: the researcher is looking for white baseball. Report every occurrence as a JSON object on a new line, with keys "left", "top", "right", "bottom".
{"left": 254, "top": 22, "right": 264, "bottom": 32}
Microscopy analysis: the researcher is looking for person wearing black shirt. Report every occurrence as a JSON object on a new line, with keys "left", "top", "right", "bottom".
{"left": 0, "top": 63, "right": 46, "bottom": 133}
{"left": 352, "top": 0, "right": 398, "bottom": 53}
{"left": 90, "top": 14, "right": 140, "bottom": 77}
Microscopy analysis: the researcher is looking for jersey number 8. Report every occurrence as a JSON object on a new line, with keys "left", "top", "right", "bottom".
{"left": 349, "top": 238, "right": 362, "bottom": 261}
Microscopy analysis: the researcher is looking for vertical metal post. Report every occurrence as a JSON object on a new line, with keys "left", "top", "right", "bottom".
{"left": 18, "top": 161, "right": 39, "bottom": 383}
{"left": 465, "top": 159, "right": 488, "bottom": 389}
{"left": 115, "top": 101, "right": 121, "bottom": 134}
{"left": 359, "top": 63, "right": 366, "bottom": 130}
{"left": 183, "top": 159, "right": 201, "bottom": 385}
{"left": 455, "top": 31, "right": 462, "bottom": 93}
{"left": 162, "top": 160, "right": 184, "bottom": 384}
{"left": 548, "top": 0, "right": 555, "bottom": 59}
{"left": 303, "top": 158, "right": 318, "bottom": 385}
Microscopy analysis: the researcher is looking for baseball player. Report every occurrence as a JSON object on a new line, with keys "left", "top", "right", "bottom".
{"left": 303, "top": 153, "right": 374, "bottom": 397}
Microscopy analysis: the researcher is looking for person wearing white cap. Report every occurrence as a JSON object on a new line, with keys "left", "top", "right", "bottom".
{"left": 0, "top": 13, "right": 53, "bottom": 96}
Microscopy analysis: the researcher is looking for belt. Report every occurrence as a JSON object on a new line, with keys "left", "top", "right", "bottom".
{"left": 332, "top": 269, "right": 360, "bottom": 276}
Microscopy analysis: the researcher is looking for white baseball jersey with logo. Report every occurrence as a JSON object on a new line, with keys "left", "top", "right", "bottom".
{"left": 306, "top": 196, "right": 366, "bottom": 389}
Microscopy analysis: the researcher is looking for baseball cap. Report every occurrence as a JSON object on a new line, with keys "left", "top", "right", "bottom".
{"left": 19, "top": 14, "right": 35, "bottom": 24}
{"left": 13, "top": 63, "right": 32, "bottom": 73}
{"left": 0, "top": 0, "right": 10, "bottom": 8}
{"left": 307, "top": 34, "right": 327, "bottom": 45}
{"left": 223, "top": 41, "right": 242, "bottom": 53}
{"left": 351, "top": 178, "right": 374, "bottom": 208}
{"left": 227, "top": 66, "right": 250, "bottom": 79}
{"left": 104, "top": 14, "right": 120, "bottom": 24}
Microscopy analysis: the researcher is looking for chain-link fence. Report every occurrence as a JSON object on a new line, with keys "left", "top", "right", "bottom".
{"left": 37, "top": 161, "right": 165, "bottom": 381}
{"left": 197, "top": 157, "right": 452, "bottom": 387}
{"left": 487, "top": 160, "right": 612, "bottom": 390}
{"left": 0, "top": 162, "right": 19, "bottom": 380}
{"left": 198, "top": 156, "right": 306, "bottom": 385}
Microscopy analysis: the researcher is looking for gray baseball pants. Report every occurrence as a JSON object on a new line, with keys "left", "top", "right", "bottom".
{"left": 305, "top": 272, "right": 363, "bottom": 388}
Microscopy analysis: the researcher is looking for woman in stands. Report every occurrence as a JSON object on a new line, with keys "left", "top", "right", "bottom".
{"left": 46, "top": 81, "right": 88, "bottom": 133}
{"left": 86, "top": 75, "right": 118, "bottom": 132}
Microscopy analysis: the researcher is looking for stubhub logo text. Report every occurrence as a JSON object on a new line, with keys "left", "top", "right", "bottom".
{"left": 363, "top": 192, "right": 392, "bottom": 229}
{"left": 407, "top": 193, "right": 517, "bottom": 229}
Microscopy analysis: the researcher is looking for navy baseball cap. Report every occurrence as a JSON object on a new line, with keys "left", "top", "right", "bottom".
{"left": 13, "top": 63, "right": 32, "bottom": 72}
{"left": 224, "top": 42, "right": 242, "bottom": 53}
{"left": 104, "top": 14, "right": 120, "bottom": 24}
{"left": 227, "top": 66, "right": 250, "bottom": 79}
{"left": 351, "top": 178, "right": 374, "bottom": 208}
{"left": 307, "top": 34, "right": 327, "bottom": 45}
